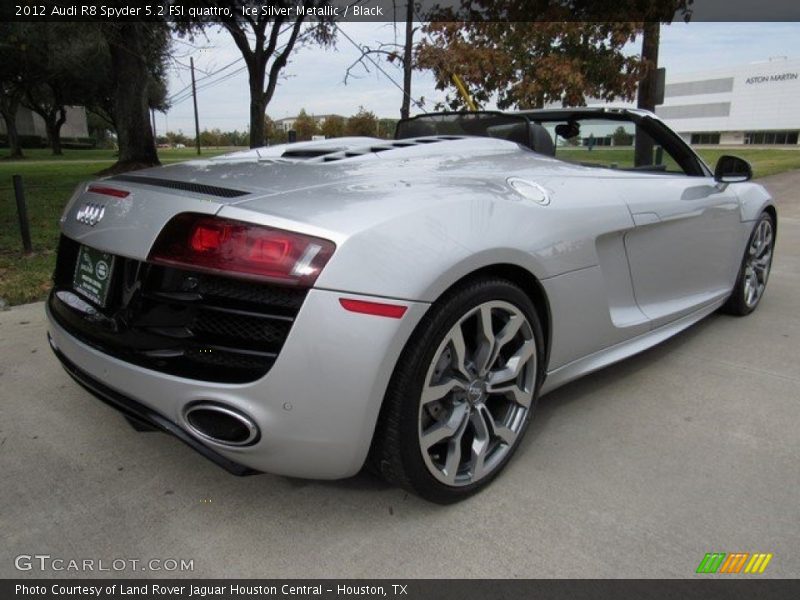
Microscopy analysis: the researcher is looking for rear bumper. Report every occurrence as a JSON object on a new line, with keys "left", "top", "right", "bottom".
{"left": 49, "top": 337, "right": 256, "bottom": 476}
{"left": 46, "top": 288, "right": 429, "bottom": 479}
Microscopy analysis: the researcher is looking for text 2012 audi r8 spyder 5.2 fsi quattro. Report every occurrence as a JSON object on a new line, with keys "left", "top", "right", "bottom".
{"left": 47, "top": 108, "right": 777, "bottom": 502}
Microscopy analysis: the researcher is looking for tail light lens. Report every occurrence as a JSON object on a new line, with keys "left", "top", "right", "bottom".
{"left": 149, "top": 213, "right": 336, "bottom": 287}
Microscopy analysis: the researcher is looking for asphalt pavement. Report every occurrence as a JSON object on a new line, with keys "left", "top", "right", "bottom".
{"left": 1, "top": 171, "right": 798, "bottom": 579}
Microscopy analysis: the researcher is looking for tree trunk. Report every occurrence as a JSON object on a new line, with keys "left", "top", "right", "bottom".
{"left": 248, "top": 59, "right": 267, "bottom": 148}
{"left": 101, "top": 24, "right": 159, "bottom": 173}
{"left": 634, "top": 22, "right": 660, "bottom": 167}
{"left": 43, "top": 106, "right": 66, "bottom": 155}
{"left": 1, "top": 106, "right": 24, "bottom": 158}
{"left": 249, "top": 92, "right": 267, "bottom": 148}
{"left": 46, "top": 120, "right": 62, "bottom": 155}
{"left": 400, "top": 2, "right": 414, "bottom": 120}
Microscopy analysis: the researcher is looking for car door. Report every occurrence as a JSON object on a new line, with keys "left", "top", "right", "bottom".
{"left": 618, "top": 121, "right": 743, "bottom": 328}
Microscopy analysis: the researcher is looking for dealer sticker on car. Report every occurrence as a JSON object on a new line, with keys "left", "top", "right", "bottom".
{"left": 72, "top": 245, "right": 115, "bottom": 307}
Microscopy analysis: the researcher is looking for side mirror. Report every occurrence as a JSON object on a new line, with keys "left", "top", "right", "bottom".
{"left": 714, "top": 155, "right": 752, "bottom": 183}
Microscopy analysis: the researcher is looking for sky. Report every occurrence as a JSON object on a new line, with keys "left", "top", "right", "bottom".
{"left": 158, "top": 22, "right": 800, "bottom": 135}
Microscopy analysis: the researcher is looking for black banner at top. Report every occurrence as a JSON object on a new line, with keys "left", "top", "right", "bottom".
{"left": 3, "top": 0, "right": 800, "bottom": 23}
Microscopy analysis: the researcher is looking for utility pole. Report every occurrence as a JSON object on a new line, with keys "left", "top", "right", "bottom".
{"left": 150, "top": 108, "right": 156, "bottom": 140}
{"left": 635, "top": 22, "right": 660, "bottom": 167}
{"left": 400, "top": 1, "right": 414, "bottom": 120}
{"left": 190, "top": 57, "right": 201, "bottom": 155}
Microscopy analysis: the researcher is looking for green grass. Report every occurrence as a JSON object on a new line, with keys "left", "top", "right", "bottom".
{"left": 556, "top": 147, "right": 800, "bottom": 178}
{"left": 0, "top": 145, "right": 798, "bottom": 307}
{"left": 0, "top": 148, "right": 240, "bottom": 306}
{"left": 0, "top": 146, "right": 241, "bottom": 162}
{"left": 696, "top": 148, "right": 800, "bottom": 178}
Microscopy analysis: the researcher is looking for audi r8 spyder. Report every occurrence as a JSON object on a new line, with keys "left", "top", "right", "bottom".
{"left": 46, "top": 108, "right": 777, "bottom": 503}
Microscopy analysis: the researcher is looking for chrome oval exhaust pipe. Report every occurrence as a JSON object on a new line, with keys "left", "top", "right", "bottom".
{"left": 184, "top": 403, "right": 259, "bottom": 447}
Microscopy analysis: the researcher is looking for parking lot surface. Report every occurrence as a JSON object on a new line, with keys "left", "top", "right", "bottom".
{"left": 1, "top": 172, "right": 799, "bottom": 578}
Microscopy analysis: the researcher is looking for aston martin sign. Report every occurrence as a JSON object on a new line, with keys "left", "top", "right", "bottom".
{"left": 745, "top": 72, "right": 799, "bottom": 84}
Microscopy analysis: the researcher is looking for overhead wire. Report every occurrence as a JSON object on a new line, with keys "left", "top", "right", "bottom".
{"left": 165, "top": 20, "right": 426, "bottom": 121}
{"left": 166, "top": 22, "right": 305, "bottom": 107}
{"left": 334, "top": 21, "right": 427, "bottom": 113}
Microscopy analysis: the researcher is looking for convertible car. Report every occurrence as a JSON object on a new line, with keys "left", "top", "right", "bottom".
{"left": 46, "top": 108, "right": 776, "bottom": 502}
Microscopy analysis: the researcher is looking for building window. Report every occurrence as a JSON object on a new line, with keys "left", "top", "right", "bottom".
{"left": 582, "top": 136, "right": 612, "bottom": 147}
{"left": 745, "top": 131, "right": 800, "bottom": 145}
{"left": 690, "top": 132, "right": 721, "bottom": 145}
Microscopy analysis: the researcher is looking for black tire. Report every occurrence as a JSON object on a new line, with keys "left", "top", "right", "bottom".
{"left": 721, "top": 211, "right": 776, "bottom": 316}
{"left": 369, "top": 278, "right": 545, "bottom": 504}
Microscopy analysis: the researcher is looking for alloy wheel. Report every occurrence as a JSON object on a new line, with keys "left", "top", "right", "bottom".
{"left": 418, "top": 300, "right": 536, "bottom": 487}
{"left": 743, "top": 218, "right": 774, "bottom": 308}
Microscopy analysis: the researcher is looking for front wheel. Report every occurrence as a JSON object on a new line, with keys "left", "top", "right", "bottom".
{"left": 722, "top": 212, "right": 775, "bottom": 316}
{"left": 370, "top": 278, "right": 544, "bottom": 503}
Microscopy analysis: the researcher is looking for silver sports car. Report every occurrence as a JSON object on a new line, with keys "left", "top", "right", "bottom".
{"left": 47, "top": 108, "right": 776, "bottom": 503}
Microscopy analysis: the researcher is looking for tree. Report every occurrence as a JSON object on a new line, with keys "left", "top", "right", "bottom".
{"left": 418, "top": 22, "right": 644, "bottom": 110}
{"left": 345, "top": 107, "right": 379, "bottom": 137}
{"left": 344, "top": 2, "right": 419, "bottom": 119}
{"left": 179, "top": 2, "right": 335, "bottom": 148}
{"left": 378, "top": 118, "right": 398, "bottom": 139}
{"left": 0, "top": 23, "right": 31, "bottom": 158}
{"left": 98, "top": 21, "right": 172, "bottom": 172}
{"left": 416, "top": 1, "right": 692, "bottom": 110}
{"left": 612, "top": 126, "right": 634, "bottom": 146}
{"left": 264, "top": 114, "right": 276, "bottom": 144}
{"left": 265, "top": 114, "right": 288, "bottom": 144}
{"left": 199, "top": 128, "right": 223, "bottom": 147}
{"left": 400, "top": 2, "right": 415, "bottom": 119}
{"left": 20, "top": 23, "right": 102, "bottom": 155}
{"left": 23, "top": 85, "right": 67, "bottom": 155}
{"left": 320, "top": 115, "right": 345, "bottom": 138}
{"left": 165, "top": 130, "right": 189, "bottom": 146}
{"left": 86, "top": 110, "right": 114, "bottom": 148}
{"left": 293, "top": 109, "right": 318, "bottom": 141}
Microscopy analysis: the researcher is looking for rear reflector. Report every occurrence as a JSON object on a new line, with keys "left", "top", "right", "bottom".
{"left": 339, "top": 298, "right": 407, "bottom": 319}
{"left": 149, "top": 213, "right": 336, "bottom": 287}
{"left": 87, "top": 185, "right": 130, "bottom": 198}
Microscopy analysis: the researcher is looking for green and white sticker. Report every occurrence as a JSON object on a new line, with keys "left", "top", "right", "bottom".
{"left": 73, "top": 245, "right": 115, "bottom": 307}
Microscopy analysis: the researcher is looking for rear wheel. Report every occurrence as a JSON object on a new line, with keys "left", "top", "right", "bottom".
{"left": 371, "top": 278, "right": 544, "bottom": 503}
{"left": 722, "top": 212, "right": 775, "bottom": 316}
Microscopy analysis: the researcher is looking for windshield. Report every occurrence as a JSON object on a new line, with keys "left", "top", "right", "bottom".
{"left": 396, "top": 112, "right": 531, "bottom": 146}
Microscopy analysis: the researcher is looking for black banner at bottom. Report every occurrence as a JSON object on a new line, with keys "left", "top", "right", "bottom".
{"left": 3, "top": 579, "right": 800, "bottom": 600}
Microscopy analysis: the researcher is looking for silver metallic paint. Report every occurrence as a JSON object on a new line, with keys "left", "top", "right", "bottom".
{"left": 47, "top": 122, "right": 775, "bottom": 478}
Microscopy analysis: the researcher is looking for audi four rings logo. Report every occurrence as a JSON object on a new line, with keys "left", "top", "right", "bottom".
{"left": 76, "top": 202, "right": 106, "bottom": 226}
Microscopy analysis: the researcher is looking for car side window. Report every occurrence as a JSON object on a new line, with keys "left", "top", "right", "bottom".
{"left": 544, "top": 117, "right": 693, "bottom": 176}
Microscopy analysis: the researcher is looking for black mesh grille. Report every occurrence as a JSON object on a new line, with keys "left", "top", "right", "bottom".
{"left": 194, "top": 274, "right": 306, "bottom": 311}
{"left": 191, "top": 309, "right": 291, "bottom": 344}
{"left": 49, "top": 235, "right": 306, "bottom": 383}
{"left": 184, "top": 347, "right": 271, "bottom": 371}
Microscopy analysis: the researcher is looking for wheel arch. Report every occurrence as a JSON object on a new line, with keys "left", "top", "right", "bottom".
{"left": 763, "top": 204, "right": 778, "bottom": 241}
{"left": 444, "top": 263, "right": 552, "bottom": 373}
{"left": 366, "top": 261, "right": 553, "bottom": 491}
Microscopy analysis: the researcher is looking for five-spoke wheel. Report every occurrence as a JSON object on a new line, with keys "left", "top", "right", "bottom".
{"left": 743, "top": 218, "right": 774, "bottom": 308}
{"left": 722, "top": 211, "right": 776, "bottom": 315}
{"left": 371, "top": 278, "right": 543, "bottom": 503}
{"left": 419, "top": 300, "right": 535, "bottom": 487}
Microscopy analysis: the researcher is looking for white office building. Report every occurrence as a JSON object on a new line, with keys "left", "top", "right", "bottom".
{"left": 576, "top": 57, "right": 800, "bottom": 146}
{"left": 655, "top": 56, "right": 800, "bottom": 145}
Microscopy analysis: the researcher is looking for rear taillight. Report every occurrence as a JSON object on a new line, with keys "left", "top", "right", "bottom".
{"left": 148, "top": 213, "right": 336, "bottom": 287}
